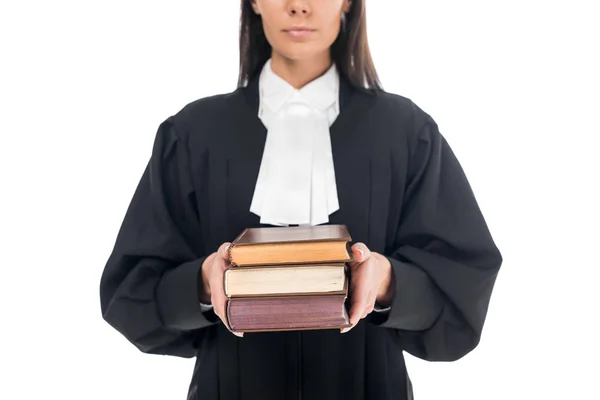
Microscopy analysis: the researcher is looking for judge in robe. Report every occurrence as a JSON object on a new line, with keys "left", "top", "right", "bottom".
{"left": 99, "top": 1, "right": 503, "bottom": 399}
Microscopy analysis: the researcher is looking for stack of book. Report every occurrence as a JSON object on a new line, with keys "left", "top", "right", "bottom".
{"left": 224, "top": 224, "right": 354, "bottom": 333}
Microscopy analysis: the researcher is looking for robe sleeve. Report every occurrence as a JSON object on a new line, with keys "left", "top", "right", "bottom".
{"left": 99, "top": 117, "right": 219, "bottom": 358}
{"left": 369, "top": 114, "right": 502, "bottom": 362}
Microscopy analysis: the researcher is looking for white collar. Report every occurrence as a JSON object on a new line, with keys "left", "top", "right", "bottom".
{"left": 251, "top": 59, "right": 341, "bottom": 226}
{"left": 258, "top": 58, "right": 339, "bottom": 114}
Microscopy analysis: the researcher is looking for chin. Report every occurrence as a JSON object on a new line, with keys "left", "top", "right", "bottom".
{"left": 274, "top": 44, "right": 331, "bottom": 62}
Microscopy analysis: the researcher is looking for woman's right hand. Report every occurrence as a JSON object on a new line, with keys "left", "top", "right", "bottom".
{"left": 200, "top": 242, "right": 243, "bottom": 337}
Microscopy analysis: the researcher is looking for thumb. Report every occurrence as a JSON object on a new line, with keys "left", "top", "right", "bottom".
{"left": 219, "top": 242, "right": 232, "bottom": 261}
{"left": 350, "top": 242, "right": 371, "bottom": 264}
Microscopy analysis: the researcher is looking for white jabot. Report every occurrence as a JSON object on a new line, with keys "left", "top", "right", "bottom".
{"left": 250, "top": 59, "right": 340, "bottom": 226}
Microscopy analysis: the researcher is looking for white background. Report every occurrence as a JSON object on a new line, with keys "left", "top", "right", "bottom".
{"left": 1, "top": 0, "right": 599, "bottom": 399}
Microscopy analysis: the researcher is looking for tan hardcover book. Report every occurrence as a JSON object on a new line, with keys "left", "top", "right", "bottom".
{"left": 224, "top": 263, "right": 347, "bottom": 298}
{"left": 228, "top": 224, "right": 353, "bottom": 267}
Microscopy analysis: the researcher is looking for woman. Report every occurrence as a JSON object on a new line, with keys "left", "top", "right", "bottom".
{"left": 100, "top": 0, "right": 502, "bottom": 399}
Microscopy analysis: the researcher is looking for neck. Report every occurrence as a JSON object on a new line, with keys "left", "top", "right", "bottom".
{"left": 270, "top": 51, "right": 333, "bottom": 89}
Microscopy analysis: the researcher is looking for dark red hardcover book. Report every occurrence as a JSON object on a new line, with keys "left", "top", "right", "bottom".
{"left": 226, "top": 294, "right": 351, "bottom": 333}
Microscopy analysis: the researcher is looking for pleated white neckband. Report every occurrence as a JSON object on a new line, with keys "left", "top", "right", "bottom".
{"left": 249, "top": 59, "right": 340, "bottom": 226}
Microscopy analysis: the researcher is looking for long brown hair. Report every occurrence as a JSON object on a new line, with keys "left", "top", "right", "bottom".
{"left": 237, "top": 0, "right": 382, "bottom": 91}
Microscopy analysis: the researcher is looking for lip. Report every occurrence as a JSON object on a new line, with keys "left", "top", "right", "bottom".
{"left": 283, "top": 26, "right": 316, "bottom": 39}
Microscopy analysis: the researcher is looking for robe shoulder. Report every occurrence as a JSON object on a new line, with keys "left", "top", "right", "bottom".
{"left": 162, "top": 86, "right": 445, "bottom": 169}
{"left": 374, "top": 90, "right": 431, "bottom": 122}
{"left": 373, "top": 90, "right": 439, "bottom": 134}
{"left": 166, "top": 89, "right": 244, "bottom": 138}
{"left": 168, "top": 86, "right": 436, "bottom": 138}
{"left": 347, "top": 89, "right": 444, "bottom": 159}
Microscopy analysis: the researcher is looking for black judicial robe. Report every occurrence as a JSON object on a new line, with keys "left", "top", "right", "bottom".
{"left": 100, "top": 73, "right": 502, "bottom": 400}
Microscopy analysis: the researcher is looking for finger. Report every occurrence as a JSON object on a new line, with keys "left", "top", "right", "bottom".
{"left": 211, "top": 248, "right": 228, "bottom": 320}
{"left": 348, "top": 256, "right": 381, "bottom": 327}
{"left": 213, "top": 293, "right": 243, "bottom": 337}
{"left": 350, "top": 242, "right": 371, "bottom": 264}
{"left": 218, "top": 242, "right": 232, "bottom": 262}
{"left": 348, "top": 286, "right": 368, "bottom": 327}
{"left": 343, "top": 297, "right": 366, "bottom": 334}
{"left": 361, "top": 290, "right": 377, "bottom": 319}
{"left": 211, "top": 287, "right": 226, "bottom": 326}
{"left": 220, "top": 299, "right": 244, "bottom": 338}
{"left": 211, "top": 256, "right": 243, "bottom": 337}
{"left": 210, "top": 265, "right": 225, "bottom": 308}
{"left": 347, "top": 262, "right": 370, "bottom": 327}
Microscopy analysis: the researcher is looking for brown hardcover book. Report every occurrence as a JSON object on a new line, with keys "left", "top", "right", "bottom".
{"left": 224, "top": 263, "right": 347, "bottom": 298}
{"left": 227, "top": 294, "right": 351, "bottom": 333}
{"left": 228, "top": 224, "right": 353, "bottom": 267}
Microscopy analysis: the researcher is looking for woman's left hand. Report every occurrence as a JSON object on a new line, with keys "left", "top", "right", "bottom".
{"left": 342, "top": 242, "right": 395, "bottom": 333}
